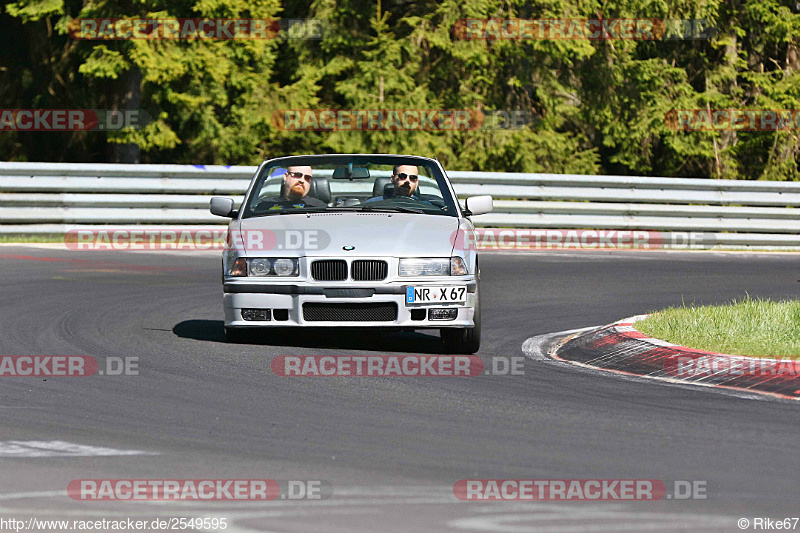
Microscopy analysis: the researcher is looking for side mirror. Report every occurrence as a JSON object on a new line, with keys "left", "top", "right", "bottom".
{"left": 210, "top": 197, "right": 237, "bottom": 218}
{"left": 464, "top": 195, "right": 493, "bottom": 216}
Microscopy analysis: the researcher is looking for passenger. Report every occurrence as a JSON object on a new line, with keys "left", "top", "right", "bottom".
{"left": 280, "top": 165, "right": 326, "bottom": 206}
{"left": 256, "top": 165, "right": 326, "bottom": 210}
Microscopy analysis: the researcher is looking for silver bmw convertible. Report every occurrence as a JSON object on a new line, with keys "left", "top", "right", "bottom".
{"left": 210, "top": 154, "right": 492, "bottom": 353}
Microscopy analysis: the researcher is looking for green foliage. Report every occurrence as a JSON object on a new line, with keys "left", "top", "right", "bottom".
{"left": 5, "top": 0, "right": 63, "bottom": 21}
{"left": 1, "top": 0, "right": 799, "bottom": 177}
{"left": 79, "top": 46, "right": 129, "bottom": 79}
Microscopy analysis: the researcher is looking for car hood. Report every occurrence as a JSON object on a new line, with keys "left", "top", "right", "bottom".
{"left": 238, "top": 212, "right": 459, "bottom": 257}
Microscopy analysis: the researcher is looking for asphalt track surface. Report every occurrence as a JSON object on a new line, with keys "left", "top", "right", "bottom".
{"left": 0, "top": 246, "right": 799, "bottom": 532}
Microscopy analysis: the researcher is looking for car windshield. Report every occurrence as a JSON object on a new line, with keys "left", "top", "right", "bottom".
{"left": 241, "top": 155, "right": 459, "bottom": 219}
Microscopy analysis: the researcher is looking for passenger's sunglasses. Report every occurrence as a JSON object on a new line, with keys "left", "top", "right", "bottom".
{"left": 287, "top": 171, "right": 312, "bottom": 182}
{"left": 395, "top": 173, "right": 418, "bottom": 182}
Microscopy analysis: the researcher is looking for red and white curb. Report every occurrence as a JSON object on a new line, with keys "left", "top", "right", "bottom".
{"left": 524, "top": 316, "right": 800, "bottom": 401}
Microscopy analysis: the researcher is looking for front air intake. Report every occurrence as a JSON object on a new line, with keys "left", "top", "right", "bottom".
{"left": 303, "top": 303, "right": 398, "bottom": 322}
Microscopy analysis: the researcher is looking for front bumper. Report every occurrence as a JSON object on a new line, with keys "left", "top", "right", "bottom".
{"left": 223, "top": 280, "right": 477, "bottom": 328}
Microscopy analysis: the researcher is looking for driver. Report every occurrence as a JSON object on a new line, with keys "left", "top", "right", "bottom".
{"left": 390, "top": 164, "right": 420, "bottom": 198}
{"left": 366, "top": 164, "right": 433, "bottom": 204}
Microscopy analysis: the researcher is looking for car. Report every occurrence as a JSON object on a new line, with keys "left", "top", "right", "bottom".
{"left": 209, "top": 154, "right": 493, "bottom": 353}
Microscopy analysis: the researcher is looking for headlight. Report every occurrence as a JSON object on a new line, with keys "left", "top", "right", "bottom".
{"left": 399, "top": 258, "right": 451, "bottom": 276}
{"left": 244, "top": 258, "right": 299, "bottom": 277}
{"left": 272, "top": 258, "right": 296, "bottom": 276}
{"left": 249, "top": 258, "right": 271, "bottom": 276}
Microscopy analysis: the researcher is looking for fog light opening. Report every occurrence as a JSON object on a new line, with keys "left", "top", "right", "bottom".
{"left": 273, "top": 309, "right": 289, "bottom": 321}
{"left": 428, "top": 308, "right": 458, "bottom": 321}
{"left": 242, "top": 308, "right": 271, "bottom": 321}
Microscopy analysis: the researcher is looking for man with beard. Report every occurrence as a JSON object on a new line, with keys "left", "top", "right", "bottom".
{"left": 366, "top": 164, "right": 434, "bottom": 204}
{"left": 255, "top": 165, "right": 326, "bottom": 211}
{"left": 281, "top": 165, "right": 326, "bottom": 206}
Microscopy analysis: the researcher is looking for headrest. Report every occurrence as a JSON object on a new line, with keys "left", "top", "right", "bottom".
{"left": 310, "top": 176, "right": 330, "bottom": 203}
{"left": 373, "top": 176, "right": 391, "bottom": 197}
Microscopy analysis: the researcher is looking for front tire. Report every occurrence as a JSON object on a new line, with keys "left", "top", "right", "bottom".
{"left": 441, "top": 288, "right": 481, "bottom": 354}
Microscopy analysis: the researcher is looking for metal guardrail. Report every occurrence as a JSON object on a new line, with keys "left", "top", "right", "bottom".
{"left": 1, "top": 162, "right": 799, "bottom": 248}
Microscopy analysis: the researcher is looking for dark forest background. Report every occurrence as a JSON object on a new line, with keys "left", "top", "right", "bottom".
{"left": 1, "top": 0, "right": 799, "bottom": 179}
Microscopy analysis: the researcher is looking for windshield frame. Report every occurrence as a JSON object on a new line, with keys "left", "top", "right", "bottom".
{"left": 240, "top": 154, "right": 461, "bottom": 219}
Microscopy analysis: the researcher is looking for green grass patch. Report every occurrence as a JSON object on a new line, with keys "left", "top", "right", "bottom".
{"left": 636, "top": 296, "right": 800, "bottom": 358}
{"left": 0, "top": 234, "right": 66, "bottom": 243}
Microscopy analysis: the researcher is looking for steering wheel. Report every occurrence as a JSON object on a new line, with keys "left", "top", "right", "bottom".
{"left": 372, "top": 195, "right": 447, "bottom": 212}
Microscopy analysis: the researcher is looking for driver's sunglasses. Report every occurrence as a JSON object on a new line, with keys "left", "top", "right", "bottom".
{"left": 395, "top": 173, "right": 418, "bottom": 182}
{"left": 288, "top": 171, "right": 312, "bottom": 182}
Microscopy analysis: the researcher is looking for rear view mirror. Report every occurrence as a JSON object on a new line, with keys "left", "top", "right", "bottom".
{"left": 332, "top": 166, "right": 370, "bottom": 179}
{"left": 210, "top": 197, "right": 237, "bottom": 218}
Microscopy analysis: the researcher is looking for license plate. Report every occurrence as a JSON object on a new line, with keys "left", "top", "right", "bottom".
{"left": 406, "top": 286, "right": 467, "bottom": 304}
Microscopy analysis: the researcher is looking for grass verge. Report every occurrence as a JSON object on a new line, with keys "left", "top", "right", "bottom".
{"left": 0, "top": 234, "right": 66, "bottom": 243}
{"left": 636, "top": 296, "right": 800, "bottom": 358}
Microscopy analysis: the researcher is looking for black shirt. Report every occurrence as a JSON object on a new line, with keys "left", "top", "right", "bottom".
{"left": 254, "top": 195, "right": 327, "bottom": 212}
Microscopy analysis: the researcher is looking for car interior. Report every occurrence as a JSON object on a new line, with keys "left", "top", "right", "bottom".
{"left": 250, "top": 164, "right": 450, "bottom": 213}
